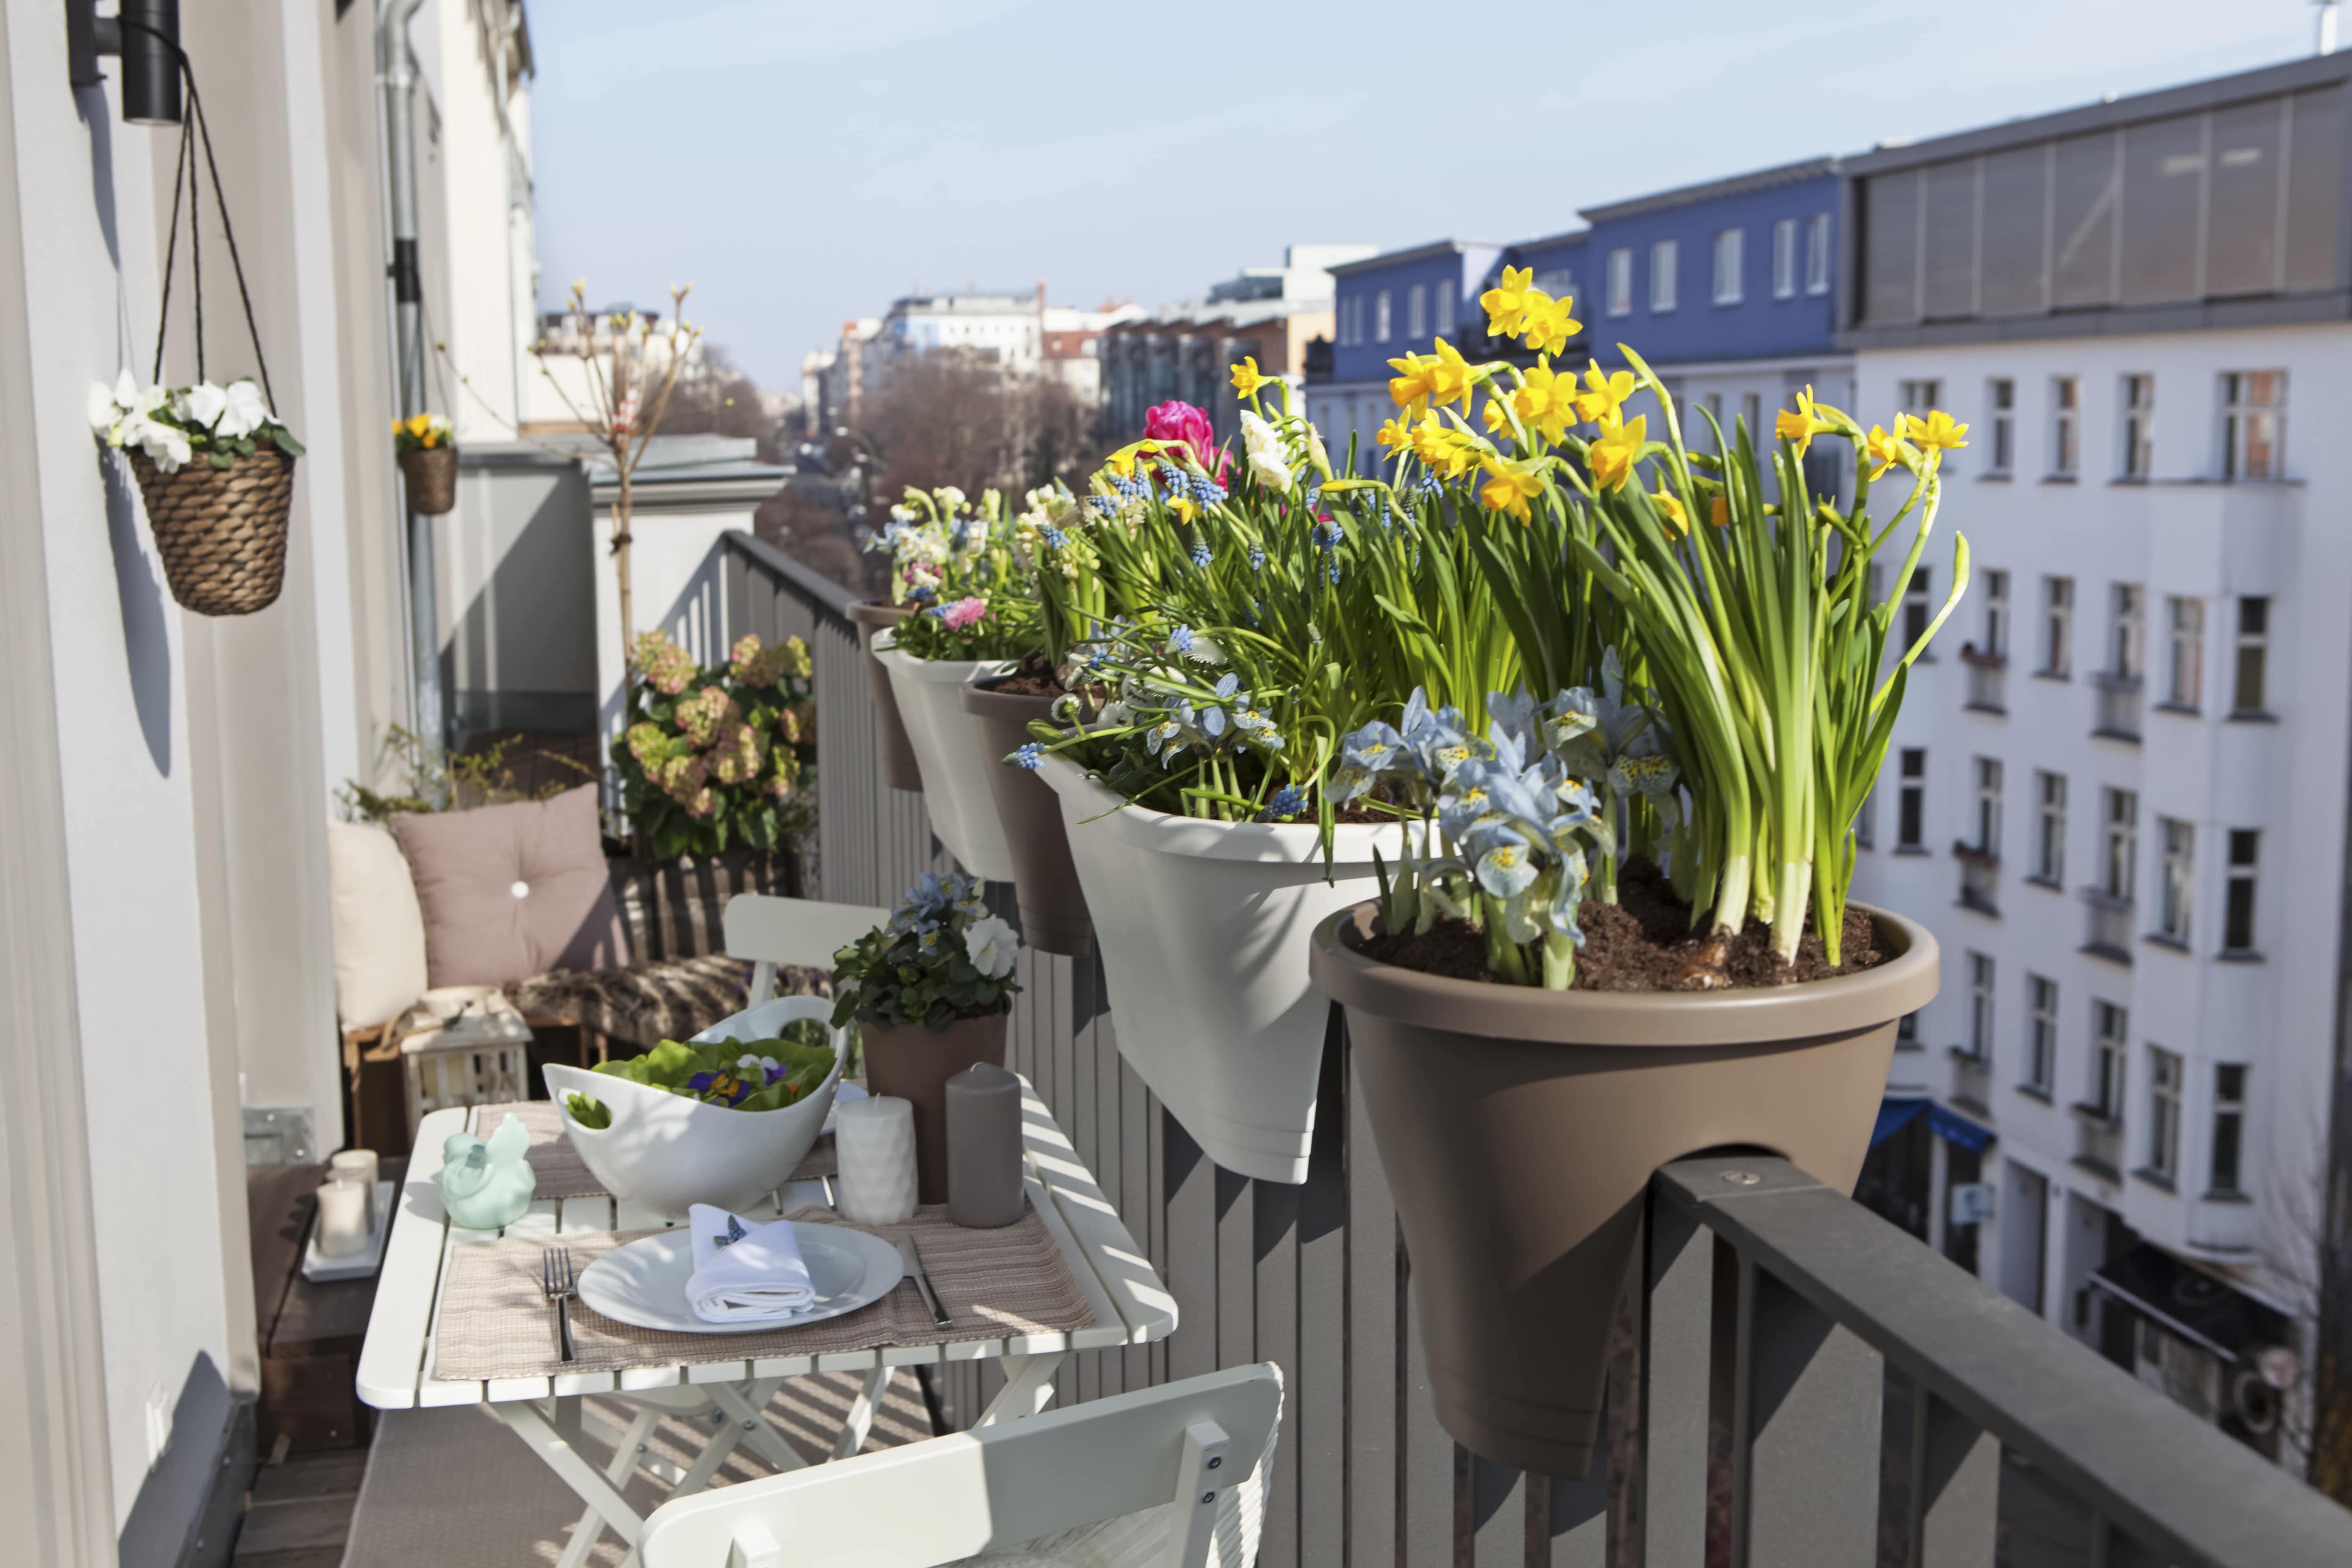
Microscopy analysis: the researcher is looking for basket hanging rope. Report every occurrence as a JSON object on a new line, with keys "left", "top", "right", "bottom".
{"left": 116, "top": 35, "right": 299, "bottom": 618}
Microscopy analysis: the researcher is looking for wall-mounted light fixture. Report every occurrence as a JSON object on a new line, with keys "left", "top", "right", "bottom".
{"left": 66, "top": 0, "right": 183, "bottom": 127}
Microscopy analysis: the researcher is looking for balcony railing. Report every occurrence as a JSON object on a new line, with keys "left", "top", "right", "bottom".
{"left": 2093, "top": 670, "right": 2144, "bottom": 741}
{"left": 2082, "top": 887, "right": 2136, "bottom": 963}
{"left": 1961, "top": 645, "right": 2006, "bottom": 713}
{"left": 2074, "top": 1104, "right": 2125, "bottom": 1181}
{"left": 1953, "top": 843, "right": 1999, "bottom": 916}
{"left": 1948, "top": 1046, "right": 1993, "bottom": 1114}
{"left": 715, "top": 531, "right": 2352, "bottom": 1568}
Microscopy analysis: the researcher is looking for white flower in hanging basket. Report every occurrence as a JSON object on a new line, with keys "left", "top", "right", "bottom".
{"left": 89, "top": 371, "right": 303, "bottom": 475}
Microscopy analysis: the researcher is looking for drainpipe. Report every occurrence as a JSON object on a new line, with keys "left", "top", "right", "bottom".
{"left": 378, "top": 0, "right": 442, "bottom": 744}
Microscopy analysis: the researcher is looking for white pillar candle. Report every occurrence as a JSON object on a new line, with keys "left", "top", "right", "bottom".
{"left": 315, "top": 1175, "right": 372, "bottom": 1259}
{"left": 834, "top": 1096, "right": 919, "bottom": 1226}
{"left": 330, "top": 1150, "right": 380, "bottom": 1232}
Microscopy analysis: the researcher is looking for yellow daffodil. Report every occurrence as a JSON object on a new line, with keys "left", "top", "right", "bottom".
{"left": 1388, "top": 352, "right": 1438, "bottom": 415}
{"left": 1901, "top": 410, "right": 1970, "bottom": 456}
{"left": 1573, "top": 362, "right": 1636, "bottom": 428}
{"left": 1411, "top": 412, "right": 1481, "bottom": 479}
{"left": 1481, "top": 397, "right": 1510, "bottom": 434}
{"left": 1773, "top": 385, "right": 1834, "bottom": 458}
{"left": 1863, "top": 423, "right": 1912, "bottom": 480}
{"left": 1104, "top": 439, "right": 1172, "bottom": 479}
{"left": 1709, "top": 493, "right": 1730, "bottom": 529}
{"left": 1478, "top": 458, "right": 1545, "bottom": 524}
{"left": 1374, "top": 417, "right": 1412, "bottom": 455}
{"left": 1588, "top": 414, "right": 1646, "bottom": 493}
{"left": 1518, "top": 292, "right": 1581, "bottom": 357}
{"left": 1650, "top": 488, "right": 1688, "bottom": 535}
{"left": 1230, "top": 357, "right": 1268, "bottom": 399}
{"left": 1421, "top": 338, "right": 1477, "bottom": 413}
{"left": 1478, "top": 265, "right": 1534, "bottom": 336}
{"left": 1170, "top": 497, "right": 1201, "bottom": 524}
{"left": 1511, "top": 359, "right": 1575, "bottom": 445}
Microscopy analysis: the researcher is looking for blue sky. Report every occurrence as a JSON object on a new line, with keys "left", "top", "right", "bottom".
{"left": 529, "top": 0, "right": 2323, "bottom": 390}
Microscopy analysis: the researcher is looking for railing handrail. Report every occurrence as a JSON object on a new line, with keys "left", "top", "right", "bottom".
{"left": 721, "top": 529, "right": 860, "bottom": 624}
{"left": 1657, "top": 1155, "right": 2352, "bottom": 1568}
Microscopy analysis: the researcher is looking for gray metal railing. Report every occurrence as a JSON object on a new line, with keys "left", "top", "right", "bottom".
{"left": 719, "top": 531, "right": 2352, "bottom": 1568}
{"left": 2094, "top": 671, "right": 2144, "bottom": 741}
{"left": 1964, "top": 652, "right": 2007, "bottom": 714}
{"left": 2083, "top": 889, "right": 2136, "bottom": 963}
{"left": 1955, "top": 849, "right": 2000, "bottom": 917}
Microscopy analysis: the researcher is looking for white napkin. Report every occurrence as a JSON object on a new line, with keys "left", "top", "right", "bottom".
{"left": 684, "top": 1204, "right": 817, "bottom": 1324}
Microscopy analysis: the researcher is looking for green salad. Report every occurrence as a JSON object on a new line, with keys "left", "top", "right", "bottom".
{"left": 564, "top": 1029, "right": 835, "bottom": 1127}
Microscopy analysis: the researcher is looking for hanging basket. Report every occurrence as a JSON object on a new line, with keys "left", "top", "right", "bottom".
{"left": 398, "top": 445, "right": 459, "bottom": 516}
{"left": 127, "top": 446, "right": 296, "bottom": 617}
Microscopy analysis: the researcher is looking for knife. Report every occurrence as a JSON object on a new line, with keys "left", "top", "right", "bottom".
{"left": 897, "top": 1235, "right": 954, "bottom": 1329}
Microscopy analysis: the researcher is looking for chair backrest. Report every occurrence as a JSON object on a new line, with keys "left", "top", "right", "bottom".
{"left": 638, "top": 1364, "right": 1284, "bottom": 1568}
{"left": 723, "top": 894, "right": 890, "bottom": 1003}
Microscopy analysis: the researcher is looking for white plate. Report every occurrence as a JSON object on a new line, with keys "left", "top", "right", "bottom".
{"left": 575, "top": 1224, "right": 904, "bottom": 1336}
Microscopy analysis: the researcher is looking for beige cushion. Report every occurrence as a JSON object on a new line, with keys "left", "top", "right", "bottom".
{"left": 326, "top": 820, "right": 430, "bottom": 1029}
{"left": 389, "top": 784, "right": 630, "bottom": 987}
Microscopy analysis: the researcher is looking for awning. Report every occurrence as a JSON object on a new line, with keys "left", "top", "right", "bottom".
{"left": 2090, "top": 1243, "right": 2287, "bottom": 1363}
{"left": 1928, "top": 1104, "right": 1994, "bottom": 1153}
{"left": 1870, "top": 1097, "right": 1929, "bottom": 1148}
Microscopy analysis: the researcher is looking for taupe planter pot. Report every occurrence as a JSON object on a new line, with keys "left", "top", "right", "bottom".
{"left": 860, "top": 1009, "right": 1009, "bottom": 1205}
{"left": 960, "top": 677, "right": 1091, "bottom": 956}
{"left": 846, "top": 599, "right": 923, "bottom": 793}
{"left": 1309, "top": 901, "right": 1939, "bottom": 1479}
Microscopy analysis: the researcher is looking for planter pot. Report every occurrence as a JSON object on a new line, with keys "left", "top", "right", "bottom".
{"left": 543, "top": 995, "right": 845, "bottom": 1218}
{"left": 873, "top": 641, "right": 1018, "bottom": 882}
{"left": 859, "top": 1009, "right": 1009, "bottom": 1205}
{"left": 127, "top": 446, "right": 296, "bottom": 616}
{"left": 847, "top": 599, "right": 923, "bottom": 793}
{"left": 1309, "top": 901, "right": 1940, "bottom": 1478}
{"left": 1037, "top": 754, "right": 1405, "bottom": 1185}
{"left": 961, "top": 677, "right": 1091, "bottom": 956}
{"left": 397, "top": 445, "right": 459, "bottom": 516}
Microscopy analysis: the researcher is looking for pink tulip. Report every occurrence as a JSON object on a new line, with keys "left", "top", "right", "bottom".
{"left": 943, "top": 596, "right": 989, "bottom": 631}
{"left": 1144, "top": 400, "right": 1229, "bottom": 481}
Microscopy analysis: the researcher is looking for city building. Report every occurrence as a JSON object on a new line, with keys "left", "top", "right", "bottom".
{"left": 1309, "top": 239, "right": 1507, "bottom": 469}
{"left": 1843, "top": 51, "right": 2352, "bottom": 1471}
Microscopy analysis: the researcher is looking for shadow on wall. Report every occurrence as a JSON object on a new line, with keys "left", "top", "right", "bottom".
{"left": 117, "top": 1350, "right": 254, "bottom": 1568}
{"left": 447, "top": 461, "right": 598, "bottom": 737}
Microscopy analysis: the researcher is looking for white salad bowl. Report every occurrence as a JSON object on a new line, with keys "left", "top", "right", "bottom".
{"left": 544, "top": 995, "right": 845, "bottom": 1219}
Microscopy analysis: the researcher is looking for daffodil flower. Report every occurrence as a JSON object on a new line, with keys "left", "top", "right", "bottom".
{"left": 1773, "top": 384, "right": 1835, "bottom": 458}
{"left": 1573, "top": 362, "right": 1636, "bottom": 428}
{"left": 1478, "top": 265, "right": 1535, "bottom": 336}
{"left": 1518, "top": 292, "right": 1581, "bottom": 357}
{"left": 1230, "top": 356, "right": 1268, "bottom": 399}
{"left": 1649, "top": 488, "right": 1689, "bottom": 535}
{"left": 1478, "top": 458, "right": 1545, "bottom": 524}
{"left": 1422, "top": 338, "right": 1477, "bottom": 412}
{"left": 1511, "top": 359, "right": 1576, "bottom": 445}
{"left": 1863, "top": 423, "right": 1913, "bottom": 480}
{"left": 1388, "top": 352, "right": 1437, "bottom": 415}
{"left": 1900, "top": 410, "right": 1970, "bottom": 459}
{"left": 1374, "top": 416, "right": 1412, "bottom": 455}
{"left": 1588, "top": 414, "right": 1646, "bottom": 493}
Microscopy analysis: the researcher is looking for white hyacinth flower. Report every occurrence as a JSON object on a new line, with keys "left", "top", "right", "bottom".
{"left": 962, "top": 913, "right": 1020, "bottom": 979}
{"left": 1239, "top": 410, "right": 1291, "bottom": 493}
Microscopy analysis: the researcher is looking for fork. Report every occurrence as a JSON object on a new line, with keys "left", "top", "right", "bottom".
{"left": 541, "top": 1247, "right": 578, "bottom": 1363}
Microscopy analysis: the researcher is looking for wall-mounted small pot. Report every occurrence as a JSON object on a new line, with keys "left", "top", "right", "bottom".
{"left": 398, "top": 444, "right": 459, "bottom": 516}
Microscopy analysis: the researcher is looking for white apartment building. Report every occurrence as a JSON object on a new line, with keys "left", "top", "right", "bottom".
{"left": 1843, "top": 53, "right": 2352, "bottom": 1471}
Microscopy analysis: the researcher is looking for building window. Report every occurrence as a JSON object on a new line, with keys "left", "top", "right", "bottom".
{"left": 1979, "top": 570, "right": 2009, "bottom": 661}
{"left": 2210, "top": 1064, "right": 2247, "bottom": 1195}
{"left": 1435, "top": 284, "right": 1454, "bottom": 337}
{"left": 2221, "top": 371, "right": 2285, "bottom": 480}
{"left": 1712, "top": 229, "right": 1744, "bottom": 305}
{"left": 1650, "top": 240, "right": 1679, "bottom": 312}
{"left": 1773, "top": 218, "right": 1797, "bottom": 299}
{"left": 1987, "top": 378, "right": 2015, "bottom": 474}
{"left": 2102, "top": 788, "right": 2137, "bottom": 902}
{"left": 2156, "top": 818, "right": 2193, "bottom": 944}
{"left": 2121, "top": 374, "right": 2154, "bottom": 479}
{"left": 1971, "top": 756, "right": 2003, "bottom": 858}
{"left": 1968, "top": 952, "right": 1996, "bottom": 1060}
{"left": 1903, "top": 567, "right": 1935, "bottom": 657}
{"left": 1375, "top": 291, "right": 1392, "bottom": 343}
{"left": 2231, "top": 596, "right": 2270, "bottom": 715}
{"left": 2162, "top": 597, "right": 2203, "bottom": 710}
{"left": 1898, "top": 747, "right": 1926, "bottom": 849}
{"left": 1899, "top": 378, "right": 1942, "bottom": 415}
{"left": 1406, "top": 284, "right": 1426, "bottom": 340}
{"left": 2109, "top": 584, "right": 2143, "bottom": 679}
{"left": 1341, "top": 297, "right": 1360, "bottom": 346}
{"left": 2026, "top": 975, "right": 2058, "bottom": 1096}
{"left": 2041, "top": 576, "right": 2074, "bottom": 676}
{"left": 1606, "top": 248, "right": 1633, "bottom": 317}
{"left": 1805, "top": 212, "right": 1832, "bottom": 294}
{"left": 2146, "top": 1047, "right": 2182, "bottom": 1182}
{"left": 2091, "top": 1001, "right": 2128, "bottom": 1119}
{"left": 1740, "top": 392, "right": 1762, "bottom": 444}
{"left": 2050, "top": 376, "right": 2080, "bottom": 476}
{"left": 2211, "top": 831, "right": 2258, "bottom": 961}
{"left": 2034, "top": 771, "right": 2066, "bottom": 885}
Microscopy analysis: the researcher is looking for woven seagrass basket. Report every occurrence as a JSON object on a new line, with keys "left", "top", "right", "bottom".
{"left": 126, "top": 445, "right": 295, "bottom": 617}
{"left": 397, "top": 444, "right": 459, "bottom": 516}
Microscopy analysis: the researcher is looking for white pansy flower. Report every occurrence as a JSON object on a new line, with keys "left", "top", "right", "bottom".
{"left": 175, "top": 381, "right": 227, "bottom": 430}
{"left": 216, "top": 379, "right": 272, "bottom": 440}
{"left": 1188, "top": 633, "right": 1227, "bottom": 665}
{"left": 962, "top": 913, "right": 1019, "bottom": 979}
{"left": 1239, "top": 410, "right": 1291, "bottom": 493}
{"left": 88, "top": 380, "right": 123, "bottom": 434}
{"left": 127, "top": 415, "right": 192, "bottom": 473}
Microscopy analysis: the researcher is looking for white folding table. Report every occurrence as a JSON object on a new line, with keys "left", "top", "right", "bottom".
{"left": 356, "top": 1077, "right": 1176, "bottom": 1567}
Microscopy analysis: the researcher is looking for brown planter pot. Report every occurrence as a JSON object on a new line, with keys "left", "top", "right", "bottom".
{"left": 127, "top": 446, "right": 296, "bottom": 616}
{"left": 1309, "top": 901, "right": 1939, "bottom": 1479}
{"left": 846, "top": 598, "right": 923, "bottom": 793}
{"left": 398, "top": 445, "right": 460, "bottom": 516}
{"left": 859, "top": 1009, "right": 1009, "bottom": 1204}
{"left": 960, "top": 677, "right": 1091, "bottom": 955}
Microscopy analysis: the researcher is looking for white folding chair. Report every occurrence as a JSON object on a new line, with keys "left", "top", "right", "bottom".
{"left": 638, "top": 1364, "right": 1284, "bottom": 1568}
{"left": 724, "top": 893, "right": 890, "bottom": 1004}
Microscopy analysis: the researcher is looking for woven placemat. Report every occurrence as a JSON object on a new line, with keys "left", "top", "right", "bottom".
{"left": 471, "top": 1101, "right": 837, "bottom": 1200}
{"left": 429, "top": 1203, "right": 1093, "bottom": 1382}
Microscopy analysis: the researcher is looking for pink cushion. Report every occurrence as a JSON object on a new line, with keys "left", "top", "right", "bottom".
{"left": 389, "top": 784, "right": 630, "bottom": 987}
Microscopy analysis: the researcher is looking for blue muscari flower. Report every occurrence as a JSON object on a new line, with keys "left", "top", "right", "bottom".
{"left": 1248, "top": 545, "right": 1266, "bottom": 569}
{"left": 1168, "top": 625, "right": 1196, "bottom": 654}
{"left": 1327, "top": 562, "right": 1341, "bottom": 586}
{"left": 1090, "top": 493, "right": 1118, "bottom": 515}
{"left": 1112, "top": 474, "right": 1144, "bottom": 500}
{"left": 1304, "top": 484, "right": 1324, "bottom": 510}
{"left": 1013, "top": 742, "right": 1043, "bottom": 771}
{"left": 1312, "top": 517, "right": 1343, "bottom": 551}
{"left": 1041, "top": 525, "right": 1068, "bottom": 549}
{"left": 1191, "top": 541, "right": 1212, "bottom": 568}
{"left": 1416, "top": 470, "right": 1443, "bottom": 497}
{"left": 1263, "top": 785, "right": 1306, "bottom": 821}
{"left": 1194, "top": 473, "right": 1228, "bottom": 504}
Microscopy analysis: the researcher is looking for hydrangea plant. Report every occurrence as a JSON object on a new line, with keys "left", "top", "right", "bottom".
{"left": 828, "top": 873, "right": 1022, "bottom": 1032}
{"left": 612, "top": 629, "right": 814, "bottom": 862}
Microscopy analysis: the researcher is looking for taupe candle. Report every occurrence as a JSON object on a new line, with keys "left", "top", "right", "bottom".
{"left": 945, "top": 1062, "right": 1023, "bottom": 1227}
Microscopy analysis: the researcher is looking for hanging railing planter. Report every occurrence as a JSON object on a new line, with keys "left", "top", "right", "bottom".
{"left": 89, "top": 32, "right": 304, "bottom": 618}
{"left": 395, "top": 414, "right": 459, "bottom": 516}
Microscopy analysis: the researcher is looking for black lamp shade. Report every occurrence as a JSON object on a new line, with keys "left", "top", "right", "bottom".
{"left": 117, "top": 0, "right": 182, "bottom": 127}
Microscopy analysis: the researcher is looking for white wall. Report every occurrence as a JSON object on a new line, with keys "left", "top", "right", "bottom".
{"left": 595, "top": 503, "right": 761, "bottom": 740}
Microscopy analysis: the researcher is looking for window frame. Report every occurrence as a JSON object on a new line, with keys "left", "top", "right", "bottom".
{"left": 1987, "top": 378, "right": 2016, "bottom": 476}
{"left": 2220, "top": 370, "right": 2286, "bottom": 481}
{"left": 1972, "top": 755, "right": 2004, "bottom": 858}
{"left": 1805, "top": 212, "right": 1832, "bottom": 294}
{"left": 2041, "top": 575, "right": 2074, "bottom": 677}
{"left": 2121, "top": 373, "right": 2154, "bottom": 480}
{"left": 1375, "top": 290, "right": 1392, "bottom": 343}
{"left": 2162, "top": 596, "right": 2204, "bottom": 710}
{"left": 2146, "top": 1045, "right": 2182, "bottom": 1182}
{"left": 1606, "top": 248, "right": 1633, "bottom": 317}
{"left": 1903, "top": 567, "right": 1936, "bottom": 659}
{"left": 2209, "top": 1063, "right": 2247, "bottom": 1195}
{"left": 1897, "top": 746, "right": 1927, "bottom": 850}
{"left": 2156, "top": 816, "right": 2193, "bottom": 944}
{"left": 1435, "top": 282, "right": 1454, "bottom": 337}
{"left": 2091, "top": 1000, "right": 2129, "bottom": 1120}
{"left": 2050, "top": 375, "right": 2080, "bottom": 477}
{"left": 2231, "top": 595, "right": 2271, "bottom": 715}
{"left": 2034, "top": 770, "right": 2067, "bottom": 886}
{"left": 1712, "top": 228, "right": 1745, "bottom": 305}
{"left": 1650, "top": 240, "right": 1679, "bottom": 313}
{"left": 1772, "top": 218, "right": 1798, "bottom": 299}
{"left": 1406, "top": 283, "right": 1426, "bottom": 340}
{"left": 2026, "top": 974, "right": 2058, "bottom": 1096}
{"left": 1968, "top": 951, "right": 1996, "bottom": 1061}
{"left": 2102, "top": 787, "right": 2138, "bottom": 902}
{"left": 1980, "top": 569, "right": 2010, "bottom": 662}
{"left": 2223, "top": 828, "right": 2259, "bottom": 955}
{"left": 2109, "top": 583, "right": 2144, "bottom": 680}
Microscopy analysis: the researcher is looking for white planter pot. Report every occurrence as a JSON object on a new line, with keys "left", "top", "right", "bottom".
{"left": 1037, "top": 754, "right": 1404, "bottom": 1185}
{"left": 544, "top": 995, "right": 845, "bottom": 1218}
{"left": 873, "top": 640, "right": 1019, "bottom": 883}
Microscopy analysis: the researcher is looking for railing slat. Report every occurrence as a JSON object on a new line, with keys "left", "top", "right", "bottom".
{"left": 1539, "top": 1468, "right": 1608, "bottom": 1568}
{"left": 1642, "top": 1189, "right": 1713, "bottom": 1568}
{"left": 1345, "top": 1040, "right": 1400, "bottom": 1568}
{"left": 1737, "top": 1260, "right": 1883, "bottom": 1568}
{"left": 1914, "top": 1391, "right": 2000, "bottom": 1568}
{"left": 1470, "top": 1457, "right": 1523, "bottom": 1568}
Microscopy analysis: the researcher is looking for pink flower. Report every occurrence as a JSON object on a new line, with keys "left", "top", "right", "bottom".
{"left": 1144, "top": 401, "right": 1229, "bottom": 481}
{"left": 942, "top": 596, "right": 989, "bottom": 631}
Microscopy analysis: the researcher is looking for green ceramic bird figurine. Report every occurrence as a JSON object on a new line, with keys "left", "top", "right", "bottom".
{"left": 438, "top": 1114, "right": 536, "bottom": 1231}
